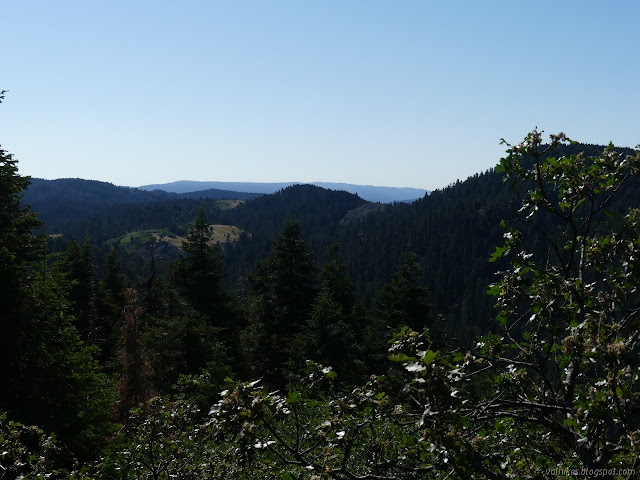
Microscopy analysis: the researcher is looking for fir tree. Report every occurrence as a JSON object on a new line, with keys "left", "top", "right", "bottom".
{"left": 55, "top": 237, "right": 98, "bottom": 342}
{"left": 291, "top": 244, "right": 364, "bottom": 381}
{"left": 0, "top": 93, "right": 113, "bottom": 463}
{"left": 174, "top": 205, "right": 232, "bottom": 327}
{"left": 374, "top": 250, "right": 431, "bottom": 332}
{"left": 0, "top": 110, "right": 44, "bottom": 385}
{"left": 96, "top": 248, "right": 127, "bottom": 364}
{"left": 244, "top": 220, "right": 317, "bottom": 385}
{"left": 365, "top": 251, "right": 431, "bottom": 372}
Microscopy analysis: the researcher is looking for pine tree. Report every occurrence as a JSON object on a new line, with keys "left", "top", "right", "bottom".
{"left": 0, "top": 93, "right": 113, "bottom": 463}
{"left": 0, "top": 115, "right": 44, "bottom": 384}
{"left": 96, "top": 248, "right": 127, "bottom": 363}
{"left": 244, "top": 220, "right": 317, "bottom": 384}
{"left": 365, "top": 251, "right": 431, "bottom": 372}
{"left": 374, "top": 251, "right": 431, "bottom": 332}
{"left": 316, "top": 243, "right": 358, "bottom": 315}
{"left": 170, "top": 206, "right": 240, "bottom": 380}
{"left": 174, "top": 205, "right": 231, "bottom": 327}
{"left": 291, "top": 244, "right": 364, "bottom": 381}
{"left": 56, "top": 237, "right": 98, "bottom": 342}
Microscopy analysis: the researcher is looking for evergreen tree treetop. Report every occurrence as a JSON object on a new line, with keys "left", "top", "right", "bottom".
{"left": 248, "top": 219, "right": 317, "bottom": 331}
{"left": 0, "top": 145, "right": 43, "bottom": 280}
{"left": 374, "top": 250, "right": 431, "bottom": 332}
{"left": 243, "top": 219, "right": 317, "bottom": 385}
{"left": 181, "top": 205, "right": 219, "bottom": 260}
{"left": 317, "top": 243, "right": 357, "bottom": 315}
{"left": 0, "top": 91, "right": 114, "bottom": 464}
{"left": 174, "top": 205, "right": 227, "bottom": 322}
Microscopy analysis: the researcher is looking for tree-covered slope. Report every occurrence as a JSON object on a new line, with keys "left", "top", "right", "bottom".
{"left": 26, "top": 144, "right": 640, "bottom": 341}
{"left": 321, "top": 143, "right": 640, "bottom": 338}
{"left": 23, "top": 178, "right": 261, "bottom": 234}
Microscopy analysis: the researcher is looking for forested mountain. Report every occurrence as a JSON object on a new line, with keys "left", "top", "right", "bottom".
{"left": 328, "top": 143, "right": 640, "bottom": 335}
{"left": 4, "top": 118, "right": 640, "bottom": 477}
{"left": 29, "top": 181, "right": 371, "bottom": 258}
{"left": 26, "top": 173, "right": 503, "bottom": 335}
{"left": 24, "top": 177, "right": 261, "bottom": 233}
{"left": 139, "top": 179, "right": 428, "bottom": 203}
{"left": 25, "top": 144, "right": 640, "bottom": 341}
{"left": 331, "top": 169, "right": 512, "bottom": 337}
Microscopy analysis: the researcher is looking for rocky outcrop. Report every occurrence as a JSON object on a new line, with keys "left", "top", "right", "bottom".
{"left": 338, "top": 202, "right": 386, "bottom": 225}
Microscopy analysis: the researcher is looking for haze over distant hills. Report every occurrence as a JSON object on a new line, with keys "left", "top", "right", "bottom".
{"left": 137, "top": 180, "right": 428, "bottom": 203}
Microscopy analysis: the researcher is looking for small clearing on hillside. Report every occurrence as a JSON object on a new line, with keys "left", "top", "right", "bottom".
{"left": 154, "top": 224, "right": 246, "bottom": 250}
{"left": 109, "top": 225, "right": 247, "bottom": 253}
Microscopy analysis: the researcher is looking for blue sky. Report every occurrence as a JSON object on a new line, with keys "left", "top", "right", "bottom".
{"left": 1, "top": 1, "right": 639, "bottom": 190}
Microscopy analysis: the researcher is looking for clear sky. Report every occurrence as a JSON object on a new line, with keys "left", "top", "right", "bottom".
{"left": 1, "top": 1, "right": 639, "bottom": 190}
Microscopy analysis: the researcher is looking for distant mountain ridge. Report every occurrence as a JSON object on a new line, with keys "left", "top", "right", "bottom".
{"left": 23, "top": 178, "right": 262, "bottom": 229}
{"left": 137, "top": 180, "right": 428, "bottom": 203}
{"left": 26, "top": 178, "right": 262, "bottom": 204}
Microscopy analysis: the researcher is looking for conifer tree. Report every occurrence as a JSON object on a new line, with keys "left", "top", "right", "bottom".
{"left": 244, "top": 220, "right": 317, "bottom": 384}
{"left": 115, "top": 288, "right": 153, "bottom": 426}
{"left": 170, "top": 206, "right": 240, "bottom": 383}
{"left": 96, "top": 248, "right": 127, "bottom": 363}
{"left": 374, "top": 250, "right": 431, "bottom": 332}
{"left": 174, "top": 205, "right": 231, "bottom": 327}
{"left": 56, "top": 237, "right": 98, "bottom": 342}
{"left": 0, "top": 92, "right": 113, "bottom": 462}
{"left": 317, "top": 243, "right": 358, "bottom": 315}
{"left": 292, "top": 244, "right": 364, "bottom": 380}
{"left": 0, "top": 92, "right": 44, "bottom": 386}
{"left": 366, "top": 251, "right": 431, "bottom": 371}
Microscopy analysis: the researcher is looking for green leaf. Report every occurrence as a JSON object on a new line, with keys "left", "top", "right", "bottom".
{"left": 286, "top": 390, "right": 301, "bottom": 404}
{"left": 325, "top": 370, "right": 338, "bottom": 380}
{"left": 423, "top": 349, "right": 436, "bottom": 365}
{"left": 390, "top": 353, "right": 419, "bottom": 363}
{"left": 451, "top": 352, "right": 465, "bottom": 362}
{"left": 486, "top": 284, "right": 501, "bottom": 296}
{"left": 489, "top": 246, "right": 507, "bottom": 263}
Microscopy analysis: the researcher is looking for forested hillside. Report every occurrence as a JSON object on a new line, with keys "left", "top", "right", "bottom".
{"left": 3, "top": 96, "right": 640, "bottom": 479}
{"left": 23, "top": 144, "right": 640, "bottom": 340}
{"left": 327, "top": 142, "right": 640, "bottom": 338}
{"left": 24, "top": 178, "right": 261, "bottom": 240}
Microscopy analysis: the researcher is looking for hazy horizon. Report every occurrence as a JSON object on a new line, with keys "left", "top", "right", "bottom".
{"left": 3, "top": 1, "right": 639, "bottom": 190}
{"left": 27, "top": 174, "right": 428, "bottom": 189}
